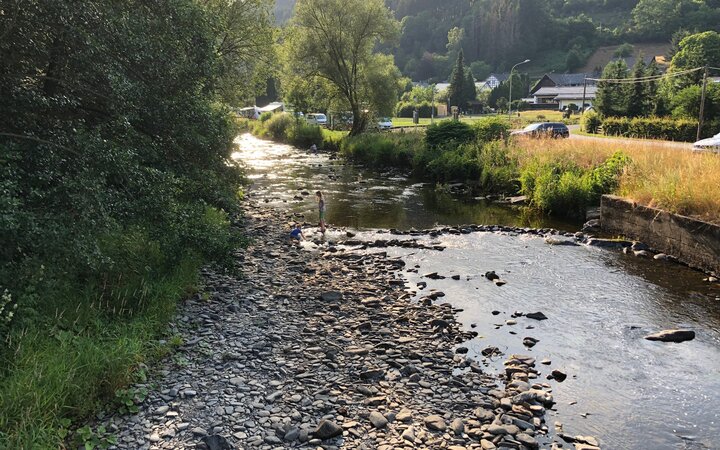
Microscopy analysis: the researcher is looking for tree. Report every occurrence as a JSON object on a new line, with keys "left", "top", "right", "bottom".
{"left": 281, "top": 0, "right": 401, "bottom": 135}
{"left": 595, "top": 60, "right": 629, "bottom": 117}
{"left": 448, "top": 50, "right": 468, "bottom": 109}
{"left": 463, "top": 69, "right": 477, "bottom": 107}
{"left": 626, "top": 56, "right": 647, "bottom": 118}
{"left": 669, "top": 31, "right": 720, "bottom": 88}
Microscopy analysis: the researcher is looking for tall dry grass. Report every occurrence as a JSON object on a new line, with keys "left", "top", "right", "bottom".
{"left": 514, "top": 137, "right": 720, "bottom": 224}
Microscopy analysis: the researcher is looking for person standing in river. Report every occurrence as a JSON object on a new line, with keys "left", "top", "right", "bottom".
{"left": 315, "top": 191, "right": 326, "bottom": 233}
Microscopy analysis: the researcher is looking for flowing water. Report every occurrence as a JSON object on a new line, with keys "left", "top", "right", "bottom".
{"left": 233, "top": 134, "right": 720, "bottom": 450}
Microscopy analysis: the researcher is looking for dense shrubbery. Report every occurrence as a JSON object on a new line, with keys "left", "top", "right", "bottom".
{"left": 0, "top": 0, "right": 270, "bottom": 447}
{"left": 581, "top": 110, "right": 602, "bottom": 134}
{"left": 340, "top": 133, "right": 421, "bottom": 168}
{"left": 425, "top": 120, "right": 476, "bottom": 147}
{"left": 239, "top": 115, "right": 343, "bottom": 151}
{"left": 395, "top": 102, "right": 437, "bottom": 118}
{"left": 520, "top": 151, "right": 631, "bottom": 218}
{"left": 601, "top": 116, "right": 699, "bottom": 141}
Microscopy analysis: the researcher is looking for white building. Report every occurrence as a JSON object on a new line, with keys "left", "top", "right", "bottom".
{"left": 532, "top": 86, "right": 597, "bottom": 110}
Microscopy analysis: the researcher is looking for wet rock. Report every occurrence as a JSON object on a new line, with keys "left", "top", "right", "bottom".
{"left": 645, "top": 329, "right": 695, "bottom": 343}
{"left": 494, "top": 279, "right": 506, "bottom": 287}
{"left": 314, "top": 420, "right": 343, "bottom": 440}
{"left": 456, "top": 346, "right": 469, "bottom": 354}
{"left": 633, "top": 250, "right": 652, "bottom": 258}
{"left": 523, "top": 337, "right": 539, "bottom": 348}
{"left": 551, "top": 369, "right": 568, "bottom": 382}
{"left": 485, "top": 271, "right": 500, "bottom": 281}
{"left": 526, "top": 311, "right": 548, "bottom": 321}
{"left": 423, "top": 415, "right": 447, "bottom": 431}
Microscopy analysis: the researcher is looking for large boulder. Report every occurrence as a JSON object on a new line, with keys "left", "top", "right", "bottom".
{"left": 313, "top": 420, "right": 343, "bottom": 440}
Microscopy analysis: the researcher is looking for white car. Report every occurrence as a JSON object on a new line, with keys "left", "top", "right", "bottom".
{"left": 693, "top": 133, "right": 720, "bottom": 152}
{"left": 305, "top": 113, "right": 327, "bottom": 127}
{"left": 377, "top": 117, "right": 393, "bottom": 130}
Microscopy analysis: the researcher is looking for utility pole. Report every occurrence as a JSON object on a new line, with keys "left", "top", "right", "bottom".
{"left": 431, "top": 83, "right": 435, "bottom": 125}
{"left": 697, "top": 66, "right": 709, "bottom": 142}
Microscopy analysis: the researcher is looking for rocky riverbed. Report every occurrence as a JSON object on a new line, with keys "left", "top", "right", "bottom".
{"left": 95, "top": 200, "right": 603, "bottom": 450}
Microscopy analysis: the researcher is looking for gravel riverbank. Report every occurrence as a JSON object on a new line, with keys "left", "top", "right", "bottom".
{"left": 96, "top": 200, "right": 600, "bottom": 450}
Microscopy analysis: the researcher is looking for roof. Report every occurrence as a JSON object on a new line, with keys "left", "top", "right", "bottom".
{"left": 258, "top": 102, "right": 284, "bottom": 112}
{"left": 533, "top": 85, "right": 597, "bottom": 98}
{"left": 546, "top": 73, "right": 596, "bottom": 86}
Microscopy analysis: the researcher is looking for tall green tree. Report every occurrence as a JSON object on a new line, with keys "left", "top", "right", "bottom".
{"left": 626, "top": 56, "right": 647, "bottom": 118}
{"left": 463, "top": 69, "right": 477, "bottom": 106}
{"left": 595, "top": 60, "right": 629, "bottom": 117}
{"left": 448, "top": 50, "right": 468, "bottom": 109}
{"left": 281, "top": 0, "right": 402, "bottom": 135}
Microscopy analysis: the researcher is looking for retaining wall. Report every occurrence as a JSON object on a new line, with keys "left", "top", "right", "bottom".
{"left": 601, "top": 195, "right": 720, "bottom": 274}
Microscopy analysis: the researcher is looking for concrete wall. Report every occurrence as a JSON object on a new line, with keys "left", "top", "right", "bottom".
{"left": 601, "top": 195, "right": 720, "bottom": 274}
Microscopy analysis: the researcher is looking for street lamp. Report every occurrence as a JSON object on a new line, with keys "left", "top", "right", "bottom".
{"left": 508, "top": 59, "right": 530, "bottom": 118}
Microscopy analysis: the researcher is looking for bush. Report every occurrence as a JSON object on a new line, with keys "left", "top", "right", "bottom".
{"left": 581, "top": 110, "right": 601, "bottom": 134}
{"left": 473, "top": 117, "right": 510, "bottom": 142}
{"left": 287, "top": 123, "right": 323, "bottom": 149}
{"left": 602, "top": 116, "right": 698, "bottom": 142}
{"left": 520, "top": 151, "right": 631, "bottom": 218}
{"left": 425, "top": 120, "right": 475, "bottom": 148}
{"left": 259, "top": 111, "right": 273, "bottom": 122}
{"left": 395, "top": 102, "right": 437, "bottom": 118}
{"left": 340, "top": 133, "right": 422, "bottom": 168}
{"left": 265, "top": 113, "right": 294, "bottom": 141}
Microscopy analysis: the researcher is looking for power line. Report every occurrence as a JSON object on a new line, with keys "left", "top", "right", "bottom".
{"left": 586, "top": 67, "right": 704, "bottom": 84}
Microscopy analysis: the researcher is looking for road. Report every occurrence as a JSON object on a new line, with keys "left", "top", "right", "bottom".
{"left": 567, "top": 125, "right": 693, "bottom": 150}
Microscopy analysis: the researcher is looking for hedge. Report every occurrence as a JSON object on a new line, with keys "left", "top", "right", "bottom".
{"left": 601, "top": 117, "right": 698, "bottom": 142}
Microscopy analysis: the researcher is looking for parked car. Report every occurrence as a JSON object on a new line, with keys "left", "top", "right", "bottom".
{"left": 305, "top": 113, "right": 327, "bottom": 127}
{"left": 377, "top": 117, "right": 393, "bottom": 130}
{"left": 511, "top": 122, "right": 570, "bottom": 139}
{"left": 692, "top": 132, "right": 720, "bottom": 153}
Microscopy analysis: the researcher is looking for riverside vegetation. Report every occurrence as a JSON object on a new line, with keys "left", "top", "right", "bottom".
{"left": 243, "top": 114, "right": 720, "bottom": 224}
{"left": 0, "top": 0, "right": 274, "bottom": 448}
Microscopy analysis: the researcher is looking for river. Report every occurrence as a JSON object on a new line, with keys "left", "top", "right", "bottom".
{"left": 233, "top": 134, "right": 720, "bottom": 450}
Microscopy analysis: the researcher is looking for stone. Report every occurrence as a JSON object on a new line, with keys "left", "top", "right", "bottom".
{"left": 369, "top": 411, "right": 388, "bottom": 429}
{"left": 485, "top": 271, "right": 500, "bottom": 281}
{"left": 191, "top": 427, "right": 208, "bottom": 436}
{"left": 360, "top": 368, "right": 385, "bottom": 380}
{"left": 423, "top": 415, "right": 447, "bottom": 431}
{"left": 516, "top": 433, "right": 539, "bottom": 448}
{"left": 201, "top": 435, "right": 233, "bottom": 450}
{"left": 526, "top": 311, "right": 548, "bottom": 321}
{"left": 450, "top": 418, "right": 464, "bottom": 436}
{"left": 551, "top": 369, "right": 568, "bottom": 382}
{"left": 396, "top": 409, "right": 413, "bottom": 422}
{"left": 401, "top": 426, "right": 415, "bottom": 442}
{"left": 320, "top": 291, "right": 342, "bottom": 302}
{"left": 284, "top": 428, "right": 300, "bottom": 442}
{"left": 486, "top": 424, "right": 519, "bottom": 435}
{"left": 314, "top": 420, "right": 343, "bottom": 440}
{"left": 645, "top": 329, "right": 696, "bottom": 343}
{"left": 523, "top": 337, "right": 539, "bottom": 348}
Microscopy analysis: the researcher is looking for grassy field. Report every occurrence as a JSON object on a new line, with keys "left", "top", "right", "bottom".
{"left": 513, "top": 137, "right": 720, "bottom": 224}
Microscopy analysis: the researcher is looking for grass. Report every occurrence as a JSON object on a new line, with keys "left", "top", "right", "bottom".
{"left": 512, "top": 137, "right": 720, "bottom": 224}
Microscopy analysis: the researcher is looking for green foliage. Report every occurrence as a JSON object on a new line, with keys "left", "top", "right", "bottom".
{"left": 286, "top": 123, "right": 324, "bottom": 149}
{"left": 0, "top": 0, "right": 271, "bottom": 446}
{"left": 669, "top": 31, "right": 720, "bottom": 88}
{"left": 340, "top": 133, "right": 421, "bottom": 168}
{"left": 581, "top": 110, "right": 602, "bottom": 134}
{"left": 265, "top": 113, "right": 295, "bottom": 140}
{"left": 602, "top": 116, "right": 699, "bottom": 142}
{"left": 472, "top": 117, "right": 510, "bottom": 143}
{"left": 425, "top": 120, "right": 475, "bottom": 148}
{"left": 282, "top": 0, "right": 401, "bottom": 135}
{"left": 260, "top": 112, "right": 274, "bottom": 122}
{"left": 595, "top": 60, "right": 629, "bottom": 117}
{"left": 395, "top": 102, "right": 437, "bottom": 118}
{"left": 520, "top": 152, "right": 631, "bottom": 219}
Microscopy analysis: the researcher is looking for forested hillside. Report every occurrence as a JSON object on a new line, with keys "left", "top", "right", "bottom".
{"left": 275, "top": 0, "right": 720, "bottom": 80}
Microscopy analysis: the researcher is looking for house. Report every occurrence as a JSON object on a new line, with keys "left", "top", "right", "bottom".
{"left": 482, "top": 73, "right": 510, "bottom": 90}
{"left": 532, "top": 86, "right": 598, "bottom": 110}
{"left": 530, "top": 73, "right": 597, "bottom": 96}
